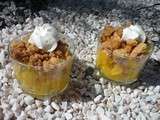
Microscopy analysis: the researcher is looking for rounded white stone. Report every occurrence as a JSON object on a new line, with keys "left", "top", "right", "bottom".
{"left": 154, "top": 86, "right": 160, "bottom": 93}
{"left": 44, "top": 113, "right": 54, "bottom": 120}
{"left": 24, "top": 96, "right": 34, "bottom": 105}
{"left": 65, "top": 112, "right": 73, "bottom": 120}
{"left": 94, "top": 84, "right": 102, "bottom": 95}
{"left": 51, "top": 102, "right": 60, "bottom": 111}
{"left": 43, "top": 99, "right": 51, "bottom": 106}
{"left": 11, "top": 103, "right": 21, "bottom": 113}
{"left": 24, "top": 105, "right": 32, "bottom": 112}
{"left": 17, "top": 111, "right": 27, "bottom": 120}
{"left": 35, "top": 100, "right": 43, "bottom": 107}
{"left": 96, "top": 106, "right": 105, "bottom": 115}
{"left": 103, "top": 89, "right": 112, "bottom": 97}
{"left": 94, "top": 95, "right": 103, "bottom": 103}
{"left": 9, "top": 98, "right": 17, "bottom": 105}
{"left": 99, "top": 78, "right": 107, "bottom": 84}
{"left": 71, "top": 103, "right": 79, "bottom": 110}
{"left": 61, "top": 102, "right": 68, "bottom": 111}
{"left": 44, "top": 105, "right": 54, "bottom": 113}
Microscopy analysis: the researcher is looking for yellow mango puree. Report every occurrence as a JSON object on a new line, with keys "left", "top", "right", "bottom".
{"left": 13, "top": 60, "right": 72, "bottom": 99}
{"left": 96, "top": 49, "right": 143, "bottom": 83}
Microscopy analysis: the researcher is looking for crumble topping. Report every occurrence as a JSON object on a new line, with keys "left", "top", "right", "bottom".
{"left": 100, "top": 25, "right": 149, "bottom": 59}
{"left": 10, "top": 39, "right": 71, "bottom": 68}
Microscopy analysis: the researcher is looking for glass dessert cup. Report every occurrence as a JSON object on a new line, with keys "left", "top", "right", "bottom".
{"left": 96, "top": 25, "right": 154, "bottom": 85}
{"left": 9, "top": 33, "right": 74, "bottom": 99}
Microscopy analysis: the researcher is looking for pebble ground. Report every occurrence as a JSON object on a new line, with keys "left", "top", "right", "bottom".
{"left": 0, "top": 1, "right": 160, "bottom": 120}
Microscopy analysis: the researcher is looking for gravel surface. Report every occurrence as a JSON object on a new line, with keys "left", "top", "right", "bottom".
{"left": 0, "top": 1, "right": 160, "bottom": 120}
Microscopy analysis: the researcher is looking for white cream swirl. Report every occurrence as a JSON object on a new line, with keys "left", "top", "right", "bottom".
{"left": 122, "top": 24, "right": 146, "bottom": 42}
{"left": 29, "top": 24, "right": 58, "bottom": 52}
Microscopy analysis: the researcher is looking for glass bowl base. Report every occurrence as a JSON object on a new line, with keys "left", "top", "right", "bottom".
{"left": 18, "top": 81, "right": 69, "bottom": 99}
{"left": 99, "top": 71, "right": 139, "bottom": 85}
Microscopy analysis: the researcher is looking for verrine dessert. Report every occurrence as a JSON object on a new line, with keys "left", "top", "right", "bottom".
{"left": 9, "top": 24, "right": 74, "bottom": 99}
{"left": 96, "top": 23, "right": 153, "bottom": 84}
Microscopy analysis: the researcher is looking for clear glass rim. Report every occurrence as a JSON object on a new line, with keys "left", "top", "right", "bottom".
{"left": 9, "top": 32, "right": 75, "bottom": 71}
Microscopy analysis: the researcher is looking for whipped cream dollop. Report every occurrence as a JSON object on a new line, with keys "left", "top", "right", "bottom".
{"left": 29, "top": 24, "right": 58, "bottom": 52}
{"left": 122, "top": 25, "right": 146, "bottom": 42}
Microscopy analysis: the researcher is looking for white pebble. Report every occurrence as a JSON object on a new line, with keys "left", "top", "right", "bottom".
{"left": 137, "top": 112, "right": 147, "bottom": 120}
{"left": 149, "top": 86, "right": 154, "bottom": 91}
{"left": 35, "top": 100, "right": 43, "bottom": 107}
{"left": 99, "top": 77, "right": 107, "bottom": 85}
{"left": 104, "top": 89, "right": 112, "bottom": 97}
{"left": 61, "top": 102, "right": 68, "bottom": 111}
{"left": 150, "top": 112, "right": 160, "bottom": 120}
{"left": 87, "top": 110, "right": 98, "bottom": 120}
{"left": 0, "top": 50, "right": 5, "bottom": 66}
{"left": 121, "top": 114, "right": 129, "bottom": 120}
{"left": 65, "top": 112, "right": 73, "bottom": 120}
{"left": 145, "top": 96, "right": 152, "bottom": 102}
{"left": 44, "top": 113, "right": 54, "bottom": 120}
{"left": 152, "top": 36, "right": 159, "bottom": 42}
{"left": 94, "top": 84, "right": 102, "bottom": 95}
{"left": 118, "top": 106, "right": 129, "bottom": 114}
{"left": 9, "top": 98, "right": 17, "bottom": 105}
{"left": 114, "top": 95, "right": 122, "bottom": 103}
{"left": 44, "top": 105, "right": 54, "bottom": 113}
{"left": 94, "top": 95, "right": 102, "bottom": 103}
{"left": 89, "top": 115, "right": 98, "bottom": 120}
{"left": 126, "top": 88, "right": 132, "bottom": 94}
{"left": 67, "top": 108, "right": 74, "bottom": 113}
{"left": 154, "top": 86, "right": 160, "bottom": 93}
{"left": 82, "top": 106, "right": 88, "bottom": 115}
{"left": 36, "top": 107, "right": 44, "bottom": 114}
{"left": 17, "top": 111, "right": 27, "bottom": 120}
{"left": 43, "top": 99, "right": 51, "bottom": 106}
{"left": 133, "top": 89, "right": 141, "bottom": 98}
{"left": 129, "top": 103, "right": 137, "bottom": 110}
{"left": 51, "top": 102, "right": 60, "bottom": 111}
{"left": 91, "top": 104, "right": 97, "bottom": 111}
{"left": 55, "top": 118, "right": 63, "bottom": 120}
{"left": 14, "top": 88, "right": 23, "bottom": 94}
{"left": 24, "top": 96, "right": 34, "bottom": 105}
{"left": 96, "top": 106, "right": 104, "bottom": 115}
{"left": 33, "top": 17, "right": 44, "bottom": 26}
{"left": 16, "top": 24, "right": 22, "bottom": 30}
{"left": 4, "top": 111, "right": 14, "bottom": 120}
{"left": 71, "top": 103, "right": 79, "bottom": 110}
{"left": 24, "top": 105, "right": 32, "bottom": 112}
{"left": 11, "top": 103, "right": 21, "bottom": 113}
{"left": 31, "top": 104, "right": 36, "bottom": 109}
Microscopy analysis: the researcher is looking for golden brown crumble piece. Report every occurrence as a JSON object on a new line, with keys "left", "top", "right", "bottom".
{"left": 43, "top": 57, "right": 60, "bottom": 70}
{"left": 49, "top": 57, "right": 60, "bottom": 65}
{"left": 101, "top": 29, "right": 122, "bottom": 50}
{"left": 103, "top": 25, "right": 115, "bottom": 37}
{"left": 115, "top": 26, "right": 123, "bottom": 38}
{"left": 103, "top": 49, "right": 112, "bottom": 57}
{"left": 129, "top": 43, "right": 147, "bottom": 58}
{"left": 113, "top": 49, "right": 129, "bottom": 58}
{"left": 10, "top": 41, "right": 30, "bottom": 63}
{"left": 110, "top": 32, "right": 121, "bottom": 49}
{"left": 126, "top": 39, "right": 138, "bottom": 47}
{"left": 101, "top": 25, "right": 115, "bottom": 42}
{"left": 10, "top": 39, "right": 71, "bottom": 68}
{"left": 102, "top": 40, "right": 112, "bottom": 50}
{"left": 26, "top": 43, "right": 41, "bottom": 54}
{"left": 124, "top": 45, "right": 133, "bottom": 53}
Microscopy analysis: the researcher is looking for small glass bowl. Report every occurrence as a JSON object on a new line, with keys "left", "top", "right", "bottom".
{"left": 96, "top": 25, "right": 154, "bottom": 85}
{"left": 9, "top": 33, "right": 74, "bottom": 99}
